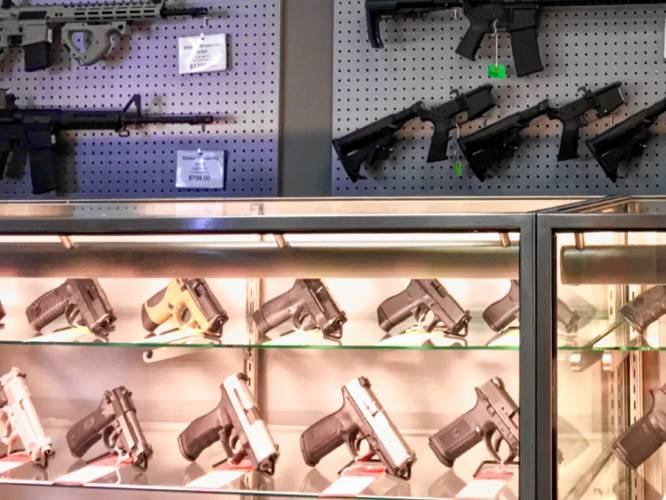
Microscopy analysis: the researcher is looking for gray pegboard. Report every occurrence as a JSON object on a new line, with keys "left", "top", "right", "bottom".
{"left": 0, "top": 0, "right": 279, "bottom": 199}
{"left": 333, "top": 3, "right": 666, "bottom": 195}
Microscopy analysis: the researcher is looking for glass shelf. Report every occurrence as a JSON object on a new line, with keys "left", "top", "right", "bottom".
{"left": 0, "top": 423, "right": 519, "bottom": 500}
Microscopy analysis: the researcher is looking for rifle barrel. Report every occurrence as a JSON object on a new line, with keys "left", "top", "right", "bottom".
{"left": 161, "top": 6, "right": 209, "bottom": 18}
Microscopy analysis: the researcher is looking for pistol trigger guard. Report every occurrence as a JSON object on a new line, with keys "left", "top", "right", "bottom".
{"left": 346, "top": 432, "right": 363, "bottom": 459}
{"left": 64, "top": 303, "right": 82, "bottom": 327}
{"left": 484, "top": 429, "right": 503, "bottom": 463}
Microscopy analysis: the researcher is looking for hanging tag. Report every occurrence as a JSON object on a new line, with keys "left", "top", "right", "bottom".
{"left": 453, "top": 161, "right": 463, "bottom": 177}
{"left": 178, "top": 33, "right": 227, "bottom": 74}
{"left": 176, "top": 150, "right": 225, "bottom": 189}
{"left": 488, "top": 21, "right": 506, "bottom": 79}
{"left": 185, "top": 460, "right": 253, "bottom": 489}
{"left": 0, "top": 453, "right": 31, "bottom": 475}
{"left": 321, "top": 462, "right": 385, "bottom": 497}
{"left": 54, "top": 453, "right": 133, "bottom": 486}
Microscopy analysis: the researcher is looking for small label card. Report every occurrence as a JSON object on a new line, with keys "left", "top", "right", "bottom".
{"left": 185, "top": 461, "right": 254, "bottom": 489}
{"left": 54, "top": 454, "right": 132, "bottom": 486}
{"left": 0, "top": 452, "right": 31, "bottom": 475}
{"left": 178, "top": 33, "right": 227, "bottom": 74}
{"left": 321, "top": 462, "right": 385, "bottom": 497}
{"left": 176, "top": 150, "right": 225, "bottom": 190}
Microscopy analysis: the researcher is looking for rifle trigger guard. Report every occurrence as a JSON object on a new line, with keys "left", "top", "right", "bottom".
{"left": 118, "top": 95, "right": 142, "bottom": 136}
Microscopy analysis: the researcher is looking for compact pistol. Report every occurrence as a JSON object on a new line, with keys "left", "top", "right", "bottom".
{"left": 253, "top": 279, "right": 347, "bottom": 340}
{"left": 0, "top": 368, "right": 54, "bottom": 466}
{"left": 178, "top": 373, "right": 279, "bottom": 475}
{"left": 429, "top": 377, "right": 519, "bottom": 467}
{"left": 300, "top": 377, "right": 416, "bottom": 479}
{"left": 613, "top": 380, "right": 666, "bottom": 468}
{"left": 141, "top": 278, "right": 228, "bottom": 337}
{"left": 66, "top": 386, "right": 153, "bottom": 469}
{"left": 26, "top": 279, "right": 116, "bottom": 336}
{"left": 377, "top": 279, "right": 471, "bottom": 337}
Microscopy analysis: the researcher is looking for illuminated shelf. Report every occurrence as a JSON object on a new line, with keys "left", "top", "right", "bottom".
{"left": 0, "top": 423, "right": 518, "bottom": 499}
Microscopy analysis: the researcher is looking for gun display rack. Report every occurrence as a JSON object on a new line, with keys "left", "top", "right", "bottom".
{"left": 332, "top": 2, "right": 666, "bottom": 196}
{"left": 0, "top": 0, "right": 280, "bottom": 199}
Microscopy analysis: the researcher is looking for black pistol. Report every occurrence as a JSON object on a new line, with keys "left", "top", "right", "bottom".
{"left": 429, "top": 377, "right": 519, "bottom": 467}
{"left": 377, "top": 279, "right": 471, "bottom": 337}
{"left": 483, "top": 280, "right": 580, "bottom": 333}
{"left": 25, "top": 279, "right": 116, "bottom": 336}
{"left": 252, "top": 279, "right": 347, "bottom": 340}
{"left": 66, "top": 386, "right": 153, "bottom": 469}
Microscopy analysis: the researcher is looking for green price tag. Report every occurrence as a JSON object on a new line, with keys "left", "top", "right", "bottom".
{"left": 487, "top": 64, "right": 507, "bottom": 79}
{"left": 453, "top": 161, "right": 463, "bottom": 177}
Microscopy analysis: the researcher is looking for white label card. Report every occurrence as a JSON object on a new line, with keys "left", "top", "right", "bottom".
{"left": 456, "top": 479, "right": 507, "bottom": 499}
{"left": 178, "top": 33, "right": 227, "bottom": 74}
{"left": 176, "top": 150, "right": 225, "bottom": 190}
{"left": 321, "top": 463, "right": 385, "bottom": 497}
{"left": 186, "top": 469, "right": 247, "bottom": 489}
{"left": 0, "top": 453, "right": 31, "bottom": 475}
{"left": 54, "top": 454, "right": 132, "bottom": 486}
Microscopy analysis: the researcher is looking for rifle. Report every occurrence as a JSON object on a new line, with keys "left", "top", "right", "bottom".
{"left": 0, "top": 92, "right": 216, "bottom": 194}
{"left": 366, "top": 0, "right": 666, "bottom": 76}
{"left": 586, "top": 97, "right": 666, "bottom": 181}
{"left": 459, "top": 83, "right": 624, "bottom": 180}
{"left": 0, "top": 0, "right": 208, "bottom": 72}
{"left": 333, "top": 85, "right": 495, "bottom": 181}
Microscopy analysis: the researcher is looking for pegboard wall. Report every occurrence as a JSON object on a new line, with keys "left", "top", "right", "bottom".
{"left": 0, "top": 0, "right": 279, "bottom": 199}
{"left": 333, "top": 3, "right": 666, "bottom": 196}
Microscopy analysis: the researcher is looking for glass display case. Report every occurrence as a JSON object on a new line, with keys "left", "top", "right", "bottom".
{"left": 538, "top": 196, "right": 666, "bottom": 500}
{"left": 0, "top": 198, "right": 569, "bottom": 500}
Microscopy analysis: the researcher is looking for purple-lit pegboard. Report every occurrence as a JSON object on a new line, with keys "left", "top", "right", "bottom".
{"left": 0, "top": 0, "right": 279, "bottom": 199}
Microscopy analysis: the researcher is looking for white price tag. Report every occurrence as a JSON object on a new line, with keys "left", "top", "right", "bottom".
{"left": 456, "top": 479, "right": 507, "bottom": 499}
{"left": 176, "top": 150, "right": 225, "bottom": 190}
{"left": 0, "top": 453, "right": 31, "bottom": 474}
{"left": 186, "top": 468, "right": 247, "bottom": 489}
{"left": 54, "top": 454, "right": 131, "bottom": 485}
{"left": 178, "top": 33, "right": 227, "bottom": 74}
{"left": 321, "top": 463, "right": 385, "bottom": 497}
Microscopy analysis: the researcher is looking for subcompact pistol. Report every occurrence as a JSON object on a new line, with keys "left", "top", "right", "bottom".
{"left": 483, "top": 280, "right": 579, "bottom": 334}
{"left": 253, "top": 279, "right": 347, "bottom": 340}
{"left": 613, "top": 380, "right": 666, "bottom": 468}
{"left": 66, "top": 386, "right": 152, "bottom": 469}
{"left": 0, "top": 368, "right": 54, "bottom": 466}
{"left": 178, "top": 373, "right": 279, "bottom": 475}
{"left": 429, "top": 377, "right": 519, "bottom": 467}
{"left": 141, "top": 278, "right": 228, "bottom": 337}
{"left": 377, "top": 279, "right": 471, "bottom": 337}
{"left": 300, "top": 377, "right": 416, "bottom": 479}
{"left": 25, "top": 279, "right": 116, "bottom": 336}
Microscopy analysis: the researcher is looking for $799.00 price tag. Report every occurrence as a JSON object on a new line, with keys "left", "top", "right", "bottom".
{"left": 176, "top": 150, "right": 226, "bottom": 190}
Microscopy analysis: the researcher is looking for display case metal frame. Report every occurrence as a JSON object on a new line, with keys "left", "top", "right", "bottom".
{"left": 535, "top": 195, "right": 666, "bottom": 500}
{"left": 0, "top": 197, "right": 541, "bottom": 499}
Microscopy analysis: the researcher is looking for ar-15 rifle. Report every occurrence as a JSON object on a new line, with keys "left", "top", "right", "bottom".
{"left": 366, "top": 0, "right": 666, "bottom": 76}
{"left": 459, "top": 83, "right": 624, "bottom": 180}
{"left": 333, "top": 85, "right": 495, "bottom": 182}
{"left": 0, "top": 92, "right": 216, "bottom": 194}
{"left": 587, "top": 97, "right": 666, "bottom": 182}
{"left": 0, "top": 0, "right": 208, "bottom": 72}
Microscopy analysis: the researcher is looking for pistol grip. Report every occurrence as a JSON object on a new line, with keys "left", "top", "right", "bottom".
{"left": 455, "top": 23, "right": 486, "bottom": 61}
{"left": 620, "top": 285, "right": 666, "bottom": 334}
{"left": 66, "top": 408, "right": 113, "bottom": 458}
{"left": 613, "top": 413, "right": 663, "bottom": 469}
{"left": 557, "top": 120, "right": 581, "bottom": 161}
{"left": 300, "top": 408, "right": 348, "bottom": 467}
{"left": 25, "top": 284, "right": 69, "bottom": 332}
{"left": 429, "top": 410, "right": 484, "bottom": 467}
{"left": 482, "top": 281, "right": 520, "bottom": 333}
{"left": 177, "top": 407, "right": 224, "bottom": 461}
{"left": 376, "top": 287, "right": 416, "bottom": 332}
{"left": 141, "top": 286, "right": 169, "bottom": 332}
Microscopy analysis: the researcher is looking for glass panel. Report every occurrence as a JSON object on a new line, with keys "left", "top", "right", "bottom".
{"left": 558, "top": 196, "right": 666, "bottom": 215}
{"left": 0, "top": 225, "right": 522, "bottom": 499}
{"left": 556, "top": 230, "right": 666, "bottom": 499}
